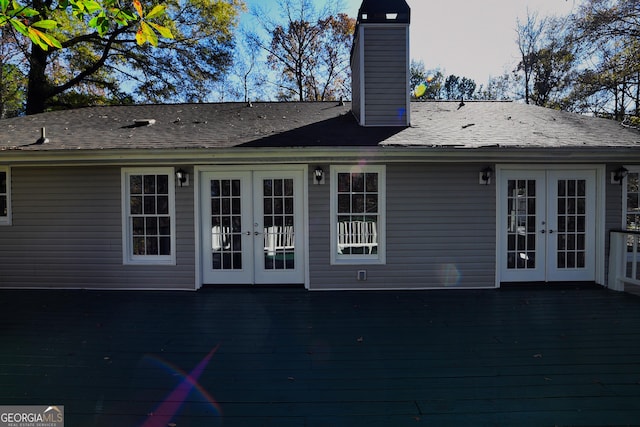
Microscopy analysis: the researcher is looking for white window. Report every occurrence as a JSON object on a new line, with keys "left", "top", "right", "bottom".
{"left": 330, "top": 165, "right": 386, "bottom": 264}
{"left": 121, "top": 168, "right": 176, "bottom": 265}
{"left": 624, "top": 169, "right": 640, "bottom": 232}
{"left": 622, "top": 168, "right": 640, "bottom": 256}
{"left": 0, "top": 167, "right": 10, "bottom": 225}
{"left": 623, "top": 169, "right": 640, "bottom": 231}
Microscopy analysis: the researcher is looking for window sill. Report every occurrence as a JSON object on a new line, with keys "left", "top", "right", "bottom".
{"left": 331, "top": 257, "right": 385, "bottom": 266}
{"left": 124, "top": 258, "right": 176, "bottom": 266}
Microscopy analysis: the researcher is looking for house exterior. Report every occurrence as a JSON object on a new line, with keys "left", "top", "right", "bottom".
{"left": 1, "top": 0, "right": 639, "bottom": 291}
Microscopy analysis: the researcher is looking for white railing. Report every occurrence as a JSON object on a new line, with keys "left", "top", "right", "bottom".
{"left": 212, "top": 225, "right": 295, "bottom": 256}
{"left": 338, "top": 220, "right": 378, "bottom": 254}
{"left": 264, "top": 226, "right": 294, "bottom": 256}
{"left": 608, "top": 230, "right": 640, "bottom": 291}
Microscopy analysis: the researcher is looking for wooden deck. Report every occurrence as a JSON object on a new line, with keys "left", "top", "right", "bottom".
{"left": 1, "top": 285, "right": 640, "bottom": 426}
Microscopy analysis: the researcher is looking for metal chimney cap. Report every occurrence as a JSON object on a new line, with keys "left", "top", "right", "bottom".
{"left": 357, "top": 0, "right": 410, "bottom": 24}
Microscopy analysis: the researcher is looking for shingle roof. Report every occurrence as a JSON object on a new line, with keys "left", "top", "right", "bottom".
{"left": 0, "top": 101, "right": 638, "bottom": 152}
{"left": 402, "top": 101, "right": 640, "bottom": 148}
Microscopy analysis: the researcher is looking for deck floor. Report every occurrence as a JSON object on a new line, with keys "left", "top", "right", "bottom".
{"left": 1, "top": 285, "right": 640, "bottom": 426}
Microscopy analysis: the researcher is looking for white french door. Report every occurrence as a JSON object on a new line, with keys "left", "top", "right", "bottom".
{"left": 499, "top": 169, "right": 596, "bottom": 282}
{"left": 200, "top": 168, "right": 305, "bottom": 285}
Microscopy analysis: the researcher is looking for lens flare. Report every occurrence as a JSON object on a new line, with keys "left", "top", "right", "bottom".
{"left": 140, "top": 345, "right": 222, "bottom": 427}
{"left": 438, "top": 263, "right": 462, "bottom": 287}
{"left": 414, "top": 83, "right": 427, "bottom": 98}
{"left": 414, "top": 76, "right": 435, "bottom": 98}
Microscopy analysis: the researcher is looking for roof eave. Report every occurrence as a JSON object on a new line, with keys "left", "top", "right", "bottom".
{"left": 0, "top": 146, "right": 637, "bottom": 167}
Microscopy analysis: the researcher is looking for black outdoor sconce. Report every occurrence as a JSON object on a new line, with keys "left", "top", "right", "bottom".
{"left": 612, "top": 166, "right": 628, "bottom": 185}
{"left": 176, "top": 168, "right": 189, "bottom": 187}
{"left": 480, "top": 166, "right": 493, "bottom": 185}
{"left": 314, "top": 166, "right": 325, "bottom": 185}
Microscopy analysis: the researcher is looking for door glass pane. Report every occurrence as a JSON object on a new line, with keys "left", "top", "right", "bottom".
{"left": 263, "top": 178, "right": 295, "bottom": 270}
{"left": 506, "top": 179, "right": 536, "bottom": 270}
{"left": 211, "top": 179, "right": 242, "bottom": 270}
{"left": 556, "top": 179, "right": 586, "bottom": 269}
{"left": 274, "top": 179, "right": 283, "bottom": 196}
{"left": 284, "top": 179, "right": 293, "bottom": 196}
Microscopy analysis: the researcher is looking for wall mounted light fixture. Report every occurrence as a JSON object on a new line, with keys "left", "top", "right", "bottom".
{"left": 314, "top": 166, "right": 325, "bottom": 185}
{"left": 612, "top": 166, "right": 628, "bottom": 185}
{"left": 479, "top": 166, "right": 493, "bottom": 185}
{"left": 176, "top": 168, "right": 189, "bottom": 187}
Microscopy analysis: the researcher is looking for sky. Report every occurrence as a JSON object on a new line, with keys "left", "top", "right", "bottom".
{"left": 242, "top": 0, "right": 579, "bottom": 86}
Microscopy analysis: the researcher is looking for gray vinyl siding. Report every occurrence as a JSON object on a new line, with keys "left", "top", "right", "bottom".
{"left": 308, "top": 163, "right": 496, "bottom": 290}
{"left": 605, "top": 165, "right": 624, "bottom": 231}
{"left": 350, "top": 35, "right": 362, "bottom": 124}
{"left": 2, "top": 163, "right": 619, "bottom": 291}
{"left": 362, "top": 26, "right": 408, "bottom": 126}
{"left": 604, "top": 165, "right": 624, "bottom": 286}
{"left": 0, "top": 166, "right": 195, "bottom": 290}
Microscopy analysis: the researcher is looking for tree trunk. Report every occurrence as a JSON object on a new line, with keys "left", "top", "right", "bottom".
{"left": 524, "top": 69, "right": 531, "bottom": 105}
{"left": 0, "top": 65, "right": 5, "bottom": 119}
{"left": 614, "top": 85, "right": 619, "bottom": 121}
{"left": 25, "top": 44, "right": 51, "bottom": 115}
{"left": 619, "top": 77, "right": 626, "bottom": 121}
{"left": 636, "top": 71, "right": 640, "bottom": 117}
{"left": 24, "top": 0, "right": 54, "bottom": 115}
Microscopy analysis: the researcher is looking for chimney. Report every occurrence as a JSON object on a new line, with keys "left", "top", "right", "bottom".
{"left": 351, "top": 0, "right": 411, "bottom": 127}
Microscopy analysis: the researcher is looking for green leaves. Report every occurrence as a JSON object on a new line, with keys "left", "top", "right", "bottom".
{"left": 0, "top": 0, "right": 60, "bottom": 49}
{"left": 0, "top": 0, "right": 174, "bottom": 50}
{"left": 136, "top": 21, "right": 157, "bottom": 46}
{"left": 146, "top": 4, "right": 165, "bottom": 20}
{"left": 0, "top": 0, "right": 62, "bottom": 49}
{"left": 28, "top": 26, "right": 63, "bottom": 49}
{"left": 8, "top": 17, "right": 27, "bottom": 35}
{"left": 31, "top": 19, "right": 58, "bottom": 30}
{"left": 82, "top": 0, "right": 102, "bottom": 14}
{"left": 10, "top": 0, "right": 243, "bottom": 115}
{"left": 132, "top": 1, "right": 173, "bottom": 47}
{"left": 148, "top": 22, "right": 172, "bottom": 39}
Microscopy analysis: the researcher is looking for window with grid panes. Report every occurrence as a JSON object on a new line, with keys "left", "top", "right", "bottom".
{"left": 331, "top": 165, "right": 385, "bottom": 264}
{"left": 122, "top": 168, "right": 176, "bottom": 264}
{"left": 625, "top": 170, "right": 640, "bottom": 252}
{"left": 0, "top": 168, "right": 9, "bottom": 225}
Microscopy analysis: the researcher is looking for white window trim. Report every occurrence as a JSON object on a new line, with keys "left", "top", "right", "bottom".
{"left": 121, "top": 167, "right": 176, "bottom": 265}
{"left": 0, "top": 166, "right": 11, "bottom": 226}
{"left": 330, "top": 165, "right": 386, "bottom": 265}
{"left": 621, "top": 166, "right": 639, "bottom": 265}
{"left": 622, "top": 166, "right": 639, "bottom": 229}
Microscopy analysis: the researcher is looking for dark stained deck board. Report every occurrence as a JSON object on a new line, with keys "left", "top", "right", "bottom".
{"left": 1, "top": 286, "right": 640, "bottom": 426}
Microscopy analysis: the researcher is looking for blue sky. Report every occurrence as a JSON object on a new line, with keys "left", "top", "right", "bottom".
{"left": 241, "top": 0, "right": 578, "bottom": 86}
